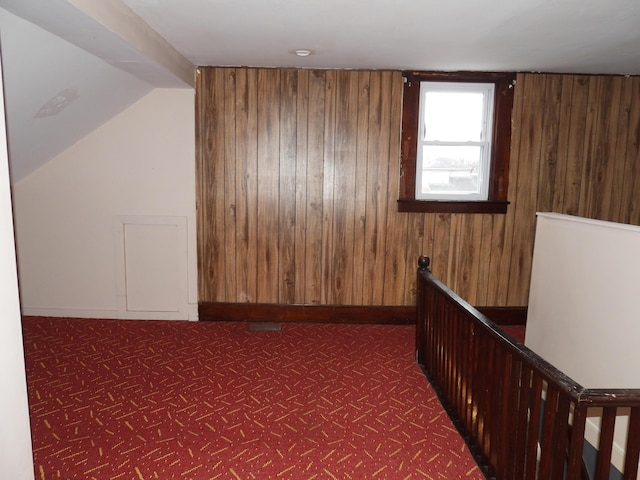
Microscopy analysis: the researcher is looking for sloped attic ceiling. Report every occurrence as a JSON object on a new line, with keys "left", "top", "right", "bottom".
{"left": 0, "top": 9, "right": 150, "bottom": 181}
{"left": 0, "top": 0, "right": 194, "bottom": 183}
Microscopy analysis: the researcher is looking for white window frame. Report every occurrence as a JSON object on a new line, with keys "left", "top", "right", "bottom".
{"left": 415, "top": 81, "right": 495, "bottom": 201}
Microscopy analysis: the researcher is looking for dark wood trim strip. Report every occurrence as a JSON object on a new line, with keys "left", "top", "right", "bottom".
{"left": 199, "top": 303, "right": 415, "bottom": 324}
{"left": 200, "top": 303, "right": 527, "bottom": 326}
{"left": 476, "top": 306, "right": 528, "bottom": 325}
{"left": 397, "top": 199, "right": 509, "bottom": 214}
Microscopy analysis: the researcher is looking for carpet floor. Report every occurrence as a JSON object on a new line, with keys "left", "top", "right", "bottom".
{"left": 23, "top": 317, "right": 485, "bottom": 480}
{"left": 497, "top": 324, "right": 526, "bottom": 344}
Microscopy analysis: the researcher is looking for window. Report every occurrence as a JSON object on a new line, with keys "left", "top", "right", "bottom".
{"left": 398, "top": 71, "right": 516, "bottom": 214}
{"left": 417, "top": 82, "right": 494, "bottom": 200}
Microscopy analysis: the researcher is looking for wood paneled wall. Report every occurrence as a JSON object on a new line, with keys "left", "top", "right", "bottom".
{"left": 196, "top": 68, "right": 640, "bottom": 307}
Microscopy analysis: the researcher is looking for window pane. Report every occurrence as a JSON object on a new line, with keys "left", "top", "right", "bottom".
{"left": 423, "top": 91, "right": 485, "bottom": 142}
{"left": 420, "top": 145, "right": 482, "bottom": 195}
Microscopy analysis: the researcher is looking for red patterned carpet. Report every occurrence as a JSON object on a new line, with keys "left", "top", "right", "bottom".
{"left": 22, "top": 317, "right": 485, "bottom": 479}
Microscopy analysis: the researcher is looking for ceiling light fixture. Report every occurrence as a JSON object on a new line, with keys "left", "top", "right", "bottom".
{"left": 34, "top": 88, "right": 79, "bottom": 118}
{"left": 293, "top": 49, "right": 313, "bottom": 57}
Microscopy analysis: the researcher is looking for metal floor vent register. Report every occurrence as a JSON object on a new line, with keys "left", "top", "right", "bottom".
{"left": 248, "top": 323, "right": 282, "bottom": 332}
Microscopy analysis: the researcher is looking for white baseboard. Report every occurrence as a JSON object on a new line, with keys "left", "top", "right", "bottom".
{"left": 21, "top": 307, "right": 119, "bottom": 319}
{"left": 188, "top": 303, "right": 198, "bottom": 321}
{"left": 21, "top": 304, "right": 199, "bottom": 321}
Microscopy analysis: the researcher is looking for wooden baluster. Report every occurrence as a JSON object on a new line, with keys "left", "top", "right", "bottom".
{"left": 565, "top": 405, "right": 587, "bottom": 480}
{"left": 623, "top": 406, "right": 640, "bottom": 480}
{"left": 513, "top": 365, "right": 533, "bottom": 479}
{"left": 550, "top": 394, "right": 571, "bottom": 479}
{"left": 538, "top": 386, "right": 560, "bottom": 479}
{"left": 594, "top": 407, "right": 616, "bottom": 479}
{"left": 525, "top": 376, "right": 544, "bottom": 480}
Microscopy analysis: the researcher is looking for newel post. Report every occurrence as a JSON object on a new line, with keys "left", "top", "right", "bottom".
{"left": 418, "top": 255, "right": 431, "bottom": 272}
{"left": 415, "top": 255, "right": 430, "bottom": 365}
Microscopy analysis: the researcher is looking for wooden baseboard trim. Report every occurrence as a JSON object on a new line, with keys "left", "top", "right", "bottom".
{"left": 199, "top": 303, "right": 416, "bottom": 325}
{"left": 476, "top": 306, "right": 528, "bottom": 325}
{"left": 199, "top": 303, "right": 527, "bottom": 326}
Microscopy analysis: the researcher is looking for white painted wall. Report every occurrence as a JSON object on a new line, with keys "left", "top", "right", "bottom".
{"left": 12, "top": 88, "right": 197, "bottom": 320}
{"left": 0, "top": 53, "right": 35, "bottom": 479}
{"left": 526, "top": 212, "right": 640, "bottom": 476}
{"left": 526, "top": 213, "right": 640, "bottom": 388}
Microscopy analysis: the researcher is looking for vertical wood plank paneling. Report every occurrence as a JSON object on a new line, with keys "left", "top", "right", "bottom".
{"left": 256, "top": 69, "right": 281, "bottom": 303}
{"left": 223, "top": 69, "right": 238, "bottom": 302}
{"left": 332, "top": 71, "right": 359, "bottom": 304}
{"left": 446, "top": 214, "right": 462, "bottom": 293}
{"left": 352, "top": 72, "right": 371, "bottom": 305}
{"left": 294, "top": 70, "right": 310, "bottom": 304}
{"left": 234, "top": 68, "right": 250, "bottom": 302}
{"left": 244, "top": 68, "right": 260, "bottom": 302}
{"left": 422, "top": 215, "right": 436, "bottom": 268}
{"left": 382, "top": 71, "right": 408, "bottom": 305}
{"left": 562, "top": 75, "right": 590, "bottom": 216}
{"left": 321, "top": 71, "right": 336, "bottom": 304}
{"left": 432, "top": 213, "right": 451, "bottom": 285}
{"left": 586, "top": 76, "right": 621, "bottom": 220}
{"left": 194, "top": 69, "right": 205, "bottom": 299}
{"left": 304, "top": 71, "right": 326, "bottom": 304}
{"left": 535, "top": 74, "right": 562, "bottom": 213}
{"left": 578, "top": 76, "right": 601, "bottom": 218}
{"left": 362, "top": 71, "right": 391, "bottom": 304}
{"left": 199, "top": 68, "right": 227, "bottom": 302}
{"left": 196, "top": 68, "right": 640, "bottom": 308}
{"left": 278, "top": 70, "right": 298, "bottom": 304}
{"left": 597, "top": 77, "right": 623, "bottom": 220}
{"left": 403, "top": 212, "right": 425, "bottom": 304}
{"left": 457, "top": 215, "right": 483, "bottom": 302}
{"left": 610, "top": 78, "right": 634, "bottom": 223}
{"left": 622, "top": 79, "right": 640, "bottom": 225}
{"left": 485, "top": 214, "right": 507, "bottom": 306}
{"left": 507, "top": 74, "right": 545, "bottom": 304}
{"left": 551, "top": 75, "right": 574, "bottom": 213}
{"left": 484, "top": 73, "right": 527, "bottom": 306}
{"left": 474, "top": 215, "right": 493, "bottom": 305}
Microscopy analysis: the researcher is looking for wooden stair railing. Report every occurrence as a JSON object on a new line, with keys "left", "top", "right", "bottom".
{"left": 415, "top": 256, "right": 640, "bottom": 480}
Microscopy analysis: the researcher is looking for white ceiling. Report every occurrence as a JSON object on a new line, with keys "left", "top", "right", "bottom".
{"left": 1, "top": 0, "right": 639, "bottom": 182}
{"left": 124, "top": 0, "right": 640, "bottom": 74}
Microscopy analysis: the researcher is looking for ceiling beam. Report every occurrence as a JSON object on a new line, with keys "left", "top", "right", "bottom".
{"left": 0, "top": 0, "right": 194, "bottom": 88}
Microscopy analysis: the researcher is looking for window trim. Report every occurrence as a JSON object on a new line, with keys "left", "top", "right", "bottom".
{"left": 398, "top": 71, "right": 516, "bottom": 214}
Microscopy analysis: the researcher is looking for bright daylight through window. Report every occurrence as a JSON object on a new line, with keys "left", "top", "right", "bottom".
{"left": 416, "top": 82, "right": 494, "bottom": 201}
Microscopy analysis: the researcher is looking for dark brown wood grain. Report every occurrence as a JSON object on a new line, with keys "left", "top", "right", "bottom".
{"left": 199, "top": 302, "right": 415, "bottom": 324}
{"left": 196, "top": 68, "right": 640, "bottom": 308}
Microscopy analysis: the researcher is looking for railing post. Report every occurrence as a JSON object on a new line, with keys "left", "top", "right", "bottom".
{"left": 418, "top": 255, "right": 431, "bottom": 272}
{"left": 415, "top": 255, "right": 430, "bottom": 365}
